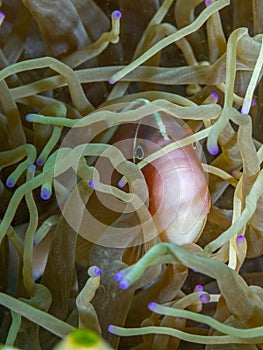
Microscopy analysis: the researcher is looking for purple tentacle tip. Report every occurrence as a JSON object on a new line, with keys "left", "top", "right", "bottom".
{"left": 25, "top": 114, "right": 34, "bottom": 122}
{"left": 88, "top": 180, "right": 95, "bottom": 188}
{"left": 236, "top": 235, "right": 246, "bottom": 244}
{"left": 195, "top": 284, "right": 204, "bottom": 292}
{"left": 112, "top": 10, "right": 122, "bottom": 19}
{"left": 93, "top": 267, "right": 102, "bottom": 276}
{"left": 6, "top": 177, "right": 15, "bottom": 188}
{"left": 109, "top": 77, "right": 116, "bottom": 85}
{"left": 41, "top": 187, "right": 51, "bottom": 200}
{"left": 28, "top": 164, "right": 36, "bottom": 176}
{"left": 205, "top": 0, "right": 211, "bottom": 5}
{"left": 119, "top": 279, "right": 129, "bottom": 290}
{"left": 36, "top": 157, "right": 45, "bottom": 166}
{"left": 0, "top": 12, "right": 6, "bottom": 21}
{"left": 241, "top": 106, "right": 249, "bottom": 115}
{"left": 208, "top": 144, "right": 219, "bottom": 156}
{"left": 114, "top": 272, "right": 123, "bottom": 281}
{"left": 252, "top": 99, "right": 257, "bottom": 106}
{"left": 108, "top": 325, "right": 113, "bottom": 333}
{"left": 210, "top": 92, "right": 219, "bottom": 102}
{"left": 28, "top": 164, "right": 36, "bottom": 171}
{"left": 199, "top": 293, "right": 210, "bottom": 303}
{"left": 148, "top": 302, "right": 157, "bottom": 311}
{"left": 117, "top": 179, "right": 125, "bottom": 188}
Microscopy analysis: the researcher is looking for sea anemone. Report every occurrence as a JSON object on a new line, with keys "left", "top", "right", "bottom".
{"left": 1, "top": 0, "right": 263, "bottom": 349}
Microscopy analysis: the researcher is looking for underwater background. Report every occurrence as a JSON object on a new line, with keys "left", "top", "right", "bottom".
{"left": 1, "top": 0, "right": 263, "bottom": 349}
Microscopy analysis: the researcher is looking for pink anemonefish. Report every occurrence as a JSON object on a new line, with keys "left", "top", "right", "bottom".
{"left": 107, "top": 104, "right": 210, "bottom": 246}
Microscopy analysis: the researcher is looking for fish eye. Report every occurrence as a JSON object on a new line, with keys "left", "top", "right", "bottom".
{"left": 192, "top": 141, "right": 198, "bottom": 149}
{"left": 134, "top": 144, "right": 144, "bottom": 160}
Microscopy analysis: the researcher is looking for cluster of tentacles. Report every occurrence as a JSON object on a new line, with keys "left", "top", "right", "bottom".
{"left": 1, "top": 0, "right": 263, "bottom": 349}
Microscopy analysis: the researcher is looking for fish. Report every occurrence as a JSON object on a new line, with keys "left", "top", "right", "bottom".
{"left": 107, "top": 107, "right": 210, "bottom": 246}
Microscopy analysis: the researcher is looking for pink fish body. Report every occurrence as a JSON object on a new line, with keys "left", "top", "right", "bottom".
{"left": 111, "top": 108, "right": 210, "bottom": 245}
